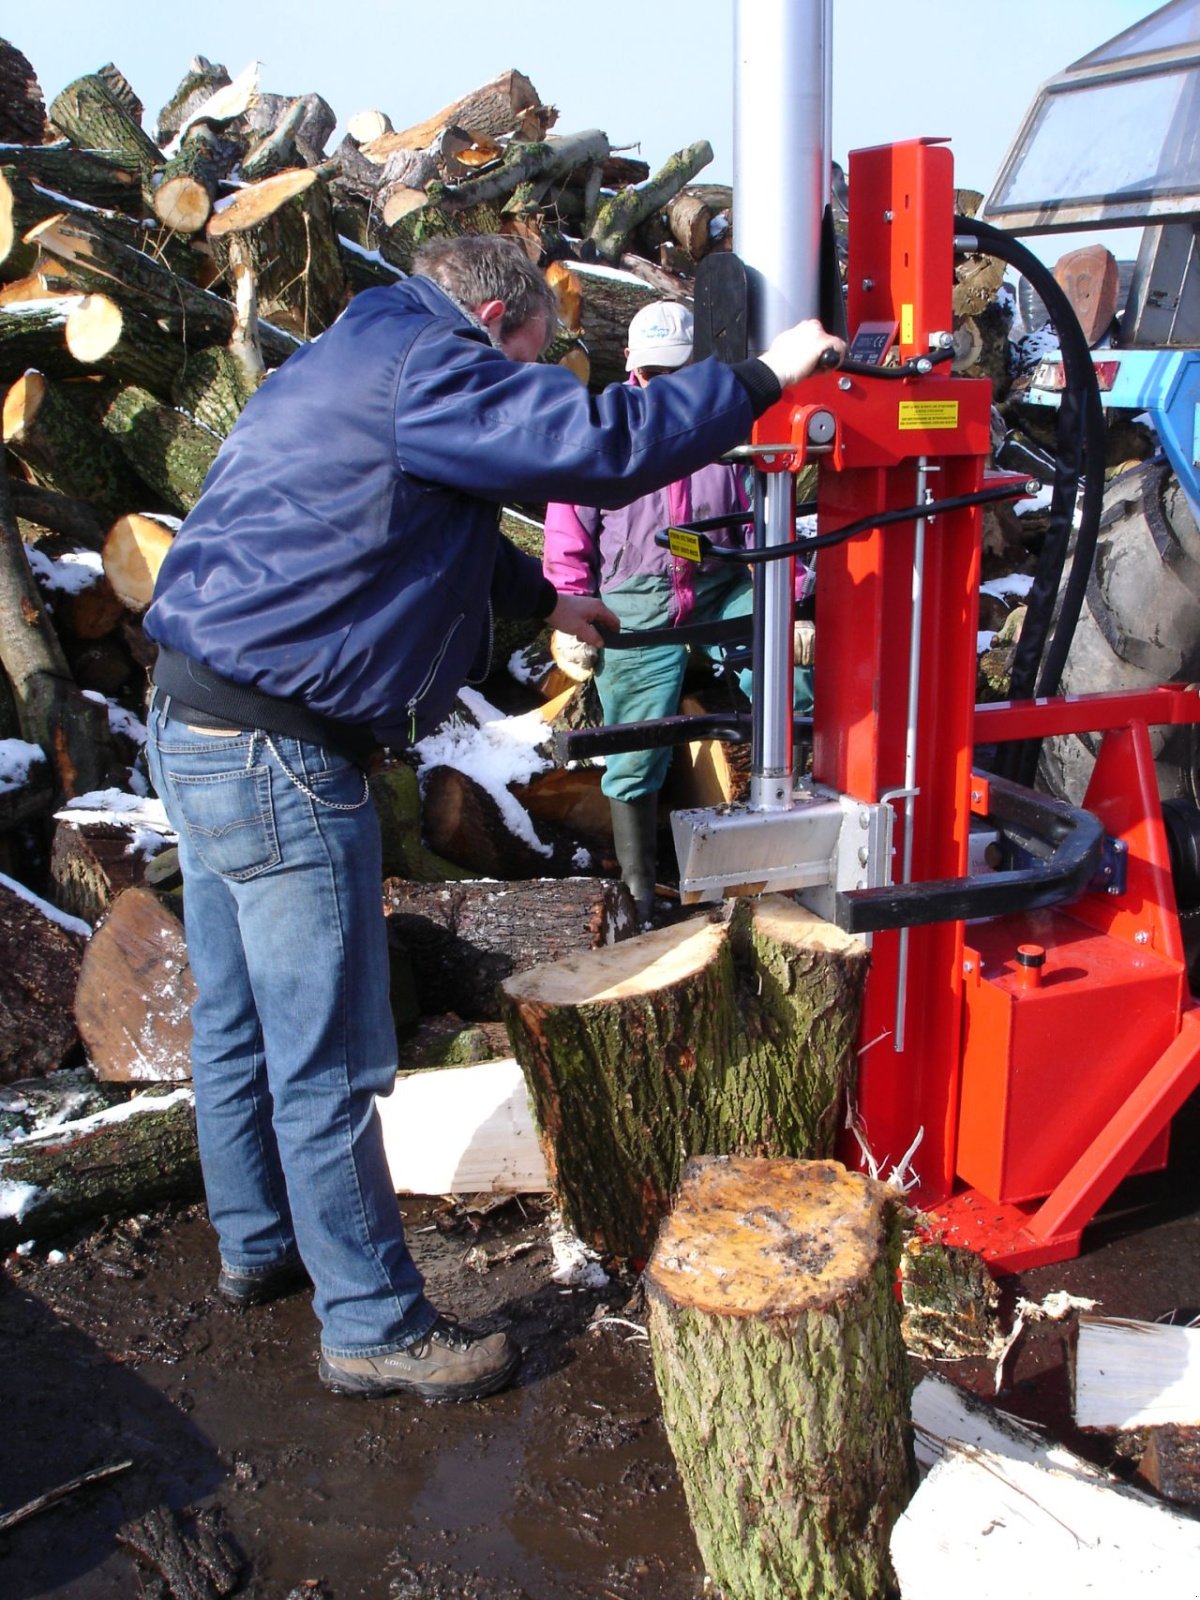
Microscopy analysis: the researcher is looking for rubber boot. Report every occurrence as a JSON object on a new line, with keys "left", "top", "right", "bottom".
{"left": 609, "top": 794, "right": 659, "bottom": 923}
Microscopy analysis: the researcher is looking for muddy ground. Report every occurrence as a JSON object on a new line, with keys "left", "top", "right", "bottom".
{"left": 3, "top": 1106, "right": 1199, "bottom": 1600}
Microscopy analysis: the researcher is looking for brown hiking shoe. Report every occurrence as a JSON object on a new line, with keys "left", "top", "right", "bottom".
{"left": 318, "top": 1317, "right": 520, "bottom": 1403}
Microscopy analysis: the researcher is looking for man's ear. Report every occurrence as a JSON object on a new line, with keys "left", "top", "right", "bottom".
{"left": 475, "top": 299, "right": 505, "bottom": 331}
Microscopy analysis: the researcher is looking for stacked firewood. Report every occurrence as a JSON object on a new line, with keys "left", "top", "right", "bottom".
{"left": 0, "top": 36, "right": 741, "bottom": 845}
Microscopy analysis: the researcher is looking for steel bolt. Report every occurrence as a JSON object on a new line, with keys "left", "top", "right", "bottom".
{"left": 883, "top": 210, "right": 894, "bottom": 222}
{"left": 838, "top": 376, "right": 852, "bottom": 391}
{"left": 861, "top": 278, "right": 874, "bottom": 291}
{"left": 1135, "top": 930, "right": 1150, "bottom": 944}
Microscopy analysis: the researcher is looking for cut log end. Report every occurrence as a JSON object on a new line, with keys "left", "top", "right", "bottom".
{"left": 2, "top": 369, "right": 46, "bottom": 440}
{"left": 102, "top": 513, "right": 177, "bottom": 612}
{"left": 207, "top": 167, "right": 316, "bottom": 236}
{"left": 645, "top": 1155, "right": 898, "bottom": 1318}
{"left": 503, "top": 912, "right": 724, "bottom": 1007}
{"left": 152, "top": 174, "right": 213, "bottom": 234}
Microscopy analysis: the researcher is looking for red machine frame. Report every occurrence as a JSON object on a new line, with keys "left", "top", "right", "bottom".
{"left": 760, "top": 138, "right": 1200, "bottom": 1270}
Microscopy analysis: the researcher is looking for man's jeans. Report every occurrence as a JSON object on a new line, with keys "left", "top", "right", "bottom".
{"left": 146, "top": 697, "right": 436, "bottom": 1358}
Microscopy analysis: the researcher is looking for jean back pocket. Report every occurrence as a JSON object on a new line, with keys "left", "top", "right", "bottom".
{"left": 167, "top": 764, "right": 281, "bottom": 881}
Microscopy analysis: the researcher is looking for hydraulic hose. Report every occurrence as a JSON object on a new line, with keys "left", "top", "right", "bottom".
{"left": 956, "top": 215, "right": 1107, "bottom": 787}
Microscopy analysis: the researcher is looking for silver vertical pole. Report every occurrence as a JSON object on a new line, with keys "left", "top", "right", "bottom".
{"left": 735, "top": 0, "right": 832, "bottom": 810}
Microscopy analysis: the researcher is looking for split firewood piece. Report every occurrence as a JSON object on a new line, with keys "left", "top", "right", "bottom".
{"left": 510, "top": 767, "right": 612, "bottom": 854}
{"left": 1054, "top": 243, "right": 1122, "bottom": 347}
{"left": 502, "top": 895, "right": 869, "bottom": 1260}
{"left": 100, "top": 386, "right": 221, "bottom": 515}
{"left": 421, "top": 763, "right": 588, "bottom": 879}
{"left": 0, "top": 290, "right": 86, "bottom": 383}
{"left": 172, "top": 346, "right": 261, "bottom": 438}
{"left": 383, "top": 875, "right": 635, "bottom": 1021}
{"left": 589, "top": 140, "right": 715, "bottom": 263}
{"left": 645, "top": 1156, "right": 913, "bottom": 1600}
{"left": 155, "top": 57, "right": 232, "bottom": 145}
{"left": 2, "top": 164, "right": 130, "bottom": 282}
{"left": 367, "top": 71, "right": 553, "bottom": 159}
{"left": 3, "top": 371, "right": 150, "bottom": 523}
{"left": 65, "top": 293, "right": 186, "bottom": 396}
{"left": 51, "top": 812, "right": 174, "bottom": 926}
{"left": 662, "top": 690, "right": 752, "bottom": 810}
{"left": 48, "top": 73, "right": 162, "bottom": 187}
{"left": 0, "top": 1087, "right": 200, "bottom": 1250}
{"left": 207, "top": 168, "right": 347, "bottom": 337}
{"left": 154, "top": 123, "right": 238, "bottom": 234}
{"left": 0, "top": 39, "right": 46, "bottom": 144}
{"left": 1074, "top": 1314, "right": 1200, "bottom": 1430}
{"left": 27, "top": 213, "right": 302, "bottom": 368}
{"left": 0, "top": 872, "right": 86, "bottom": 1082}
{"left": 75, "top": 885, "right": 197, "bottom": 1083}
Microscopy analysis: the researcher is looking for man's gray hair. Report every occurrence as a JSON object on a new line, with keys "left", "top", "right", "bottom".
{"left": 413, "top": 236, "right": 559, "bottom": 349}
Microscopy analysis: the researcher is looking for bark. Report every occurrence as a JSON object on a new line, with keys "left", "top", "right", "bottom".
{"left": 51, "top": 816, "right": 172, "bottom": 927}
{"left": 0, "top": 466, "right": 118, "bottom": 798}
{"left": 554, "top": 261, "right": 667, "bottom": 389}
{"left": 75, "top": 886, "right": 196, "bottom": 1084}
{"left": 0, "top": 142, "right": 143, "bottom": 214}
{"left": 240, "top": 98, "right": 310, "bottom": 182}
{"left": 3, "top": 371, "right": 152, "bottom": 518}
{"left": 94, "top": 64, "right": 144, "bottom": 129}
{"left": 116, "top": 1503, "right": 243, "bottom": 1598}
{"left": 243, "top": 92, "right": 336, "bottom": 162}
{"left": 155, "top": 57, "right": 232, "bottom": 145}
{"left": 172, "top": 345, "right": 261, "bottom": 437}
{"left": 645, "top": 1156, "right": 914, "bottom": 1600}
{"left": 27, "top": 212, "right": 302, "bottom": 368}
{"left": 1139, "top": 1426, "right": 1200, "bottom": 1509}
{"left": 383, "top": 875, "right": 636, "bottom": 1020}
{"left": 207, "top": 168, "right": 347, "bottom": 337}
{"left": 502, "top": 896, "right": 870, "bottom": 1261}
{"left": 368, "top": 762, "right": 472, "bottom": 883}
{"left": 589, "top": 141, "right": 714, "bottom": 263}
{"left": 67, "top": 634, "right": 135, "bottom": 698}
{"left": 337, "top": 232, "right": 406, "bottom": 295}
{"left": 665, "top": 191, "right": 713, "bottom": 261}
{"left": 0, "top": 39, "right": 46, "bottom": 143}
{"left": 0, "top": 291, "right": 86, "bottom": 383}
{"left": 421, "top": 763, "right": 588, "bottom": 879}
{"left": 65, "top": 292, "right": 186, "bottom": 396}
{"left": 0, "top": 1089, "right": 201, "bottom": 1248}
{"left": 9, "top": 479, "right": 108, "bottom": 552}
{"left": 899, "top": 1231, "right": 1002, "bottom": 1360}
{"left": 47, "top": 74, "right": 162, "bottom": 183}
{"left": 100, "top": 385, "right": 221, "bottom": 514}
{"left": 0, "top": 874, "right": 86, "bottom": 1083}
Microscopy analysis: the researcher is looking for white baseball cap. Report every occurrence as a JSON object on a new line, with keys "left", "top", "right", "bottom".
{"left": 625, "top": 301, "right": 694, "bottom": 371}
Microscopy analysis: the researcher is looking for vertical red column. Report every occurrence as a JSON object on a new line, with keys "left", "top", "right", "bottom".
{"left": 814, "top": 140, "right": 982, "bottom": 1204}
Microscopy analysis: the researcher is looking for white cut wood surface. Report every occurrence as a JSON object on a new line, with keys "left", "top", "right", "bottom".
{"left": 893, "top": 1375, "right": 1200, "bottom": 1598}
{"left": 375, "top": 1057, "right": 548, "bottom": 1195}
{"left": 1074, "top": 1314, "right": 1200, "bottom": 1430}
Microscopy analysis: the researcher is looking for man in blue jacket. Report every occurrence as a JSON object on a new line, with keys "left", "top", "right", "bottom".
{"left": 143, "top": 235, "right": 843, "bottom": 1404}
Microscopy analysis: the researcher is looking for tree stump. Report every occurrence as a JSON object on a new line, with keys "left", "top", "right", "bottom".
{"left": 501, "top": 895, "right": 869, "bottom": 1261}
{"left": 645, "top": 1155, "right": 914, "bottom": 1600}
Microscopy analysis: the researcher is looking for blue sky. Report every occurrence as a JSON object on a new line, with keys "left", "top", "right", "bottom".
{"left": 12, "top": 1, "right": 1155, "bottom": 253}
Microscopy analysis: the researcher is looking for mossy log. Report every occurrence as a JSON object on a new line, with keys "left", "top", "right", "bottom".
{"left": 171, "top": 345, "right": 261, "bottom": 438}
{"left": 589, "top": 141, "right": 714, "bottom": 263}
{"left": 0, "top": 142, "right": 142, "bottom": 215}
{"left": 100, "top": 385, "right": 220, "bottom": 514}
{"left": 2, "top": 372, "right": 150, "bottom": 518}
{"left": 65, "top": 293, "right": 186, "bottom": 396}
{"left": 368, "top": 761, "right": 472, "bottom": 883}
{"left": 0, "top": 1088, "right": 202, "bottom": 1248}
{"left": 371, "top": 70, "right": 552, "bottom": 156}
{"left": 9, "top": 480, "right": 108, "bottom": 551}
{"left": 75, "top": 886, "right": 196, "bottom": 1084}
{"left": 0, "top": 291, "right": 85, "bottom": 383}
{"left": 27, "top": 212, "right": 302, "bottom": 368}
{"left": 48, "top": 73, "right": 162, "bottom": 186}
{"left": 501, "top": 895, "right": 870, "bottom": 1260}
{"left": 153, "top": 122, "right": 234, "bottom": 234}
{"left": 644, "top": 1156, "right": 914, "bottom": 1600}
{"left": 207, "top": 168, "right": 347, "bottom": 338}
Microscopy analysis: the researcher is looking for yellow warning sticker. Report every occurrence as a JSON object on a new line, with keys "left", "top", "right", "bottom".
{"left": 898, "top": 400, "right": 959, "bottom": 430}
{"left": 666, "top": 527, "right": 703, "bottom": 563}
{"left": 901, "top": 302, "right": 914, "bottom": 346}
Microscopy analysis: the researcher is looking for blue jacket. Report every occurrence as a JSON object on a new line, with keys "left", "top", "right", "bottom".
{"left": 145, "top": 276, "right": 763, "bottom": 747}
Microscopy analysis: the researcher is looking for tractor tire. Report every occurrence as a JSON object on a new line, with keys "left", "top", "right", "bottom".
{"left": 1037, "top": 460, "right": 1200, "bottom": 806}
